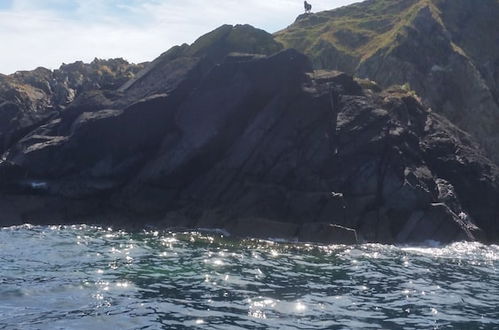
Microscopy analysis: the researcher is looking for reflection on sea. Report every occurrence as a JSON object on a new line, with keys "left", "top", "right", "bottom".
{"left": 0, "top": 225, "right": 498, "bottom": 329}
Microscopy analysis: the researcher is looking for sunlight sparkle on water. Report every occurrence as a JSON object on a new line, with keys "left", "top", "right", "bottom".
{"left": 0, "top": 226, "right": 498, "bottom": 329}
{"left": 295, "top": 302, "right": 307, "bottom": 312}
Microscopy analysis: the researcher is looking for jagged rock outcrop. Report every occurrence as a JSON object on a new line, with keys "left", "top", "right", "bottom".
{"left": 275, "top": 0, "right": 499, "bottom": 162}
{"left": 119, "top": 24, "right": 283, "bottom": 101}
{"left": 0, "top": 30, "right": 497, "bottom": 245}
{"left": 0, "top": 59, "right": 145, "bottom": 154}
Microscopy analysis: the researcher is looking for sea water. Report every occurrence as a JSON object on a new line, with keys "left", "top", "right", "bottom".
{"left": 0, "top": 225, "right": 498, "bottom": 329}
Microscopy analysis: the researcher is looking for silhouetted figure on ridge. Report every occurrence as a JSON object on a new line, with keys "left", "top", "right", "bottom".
{"left": 304, "top": 1, "right": 312, "bottom": 14}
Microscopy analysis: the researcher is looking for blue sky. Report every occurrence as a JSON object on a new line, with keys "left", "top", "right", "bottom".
{"left": 0, "top": 0, "right": 360, "bottom": 74}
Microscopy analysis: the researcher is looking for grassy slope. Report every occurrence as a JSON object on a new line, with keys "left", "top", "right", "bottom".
{"left": 186, "top": 24, "right": 283, "bottom": 58}
{"left": 274, "top": 0, "right": 447, "bottom": 71}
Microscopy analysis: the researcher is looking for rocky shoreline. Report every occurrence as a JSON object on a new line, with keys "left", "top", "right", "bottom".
{"left": 1, "top": 38, "right": 497, "bottom": 244}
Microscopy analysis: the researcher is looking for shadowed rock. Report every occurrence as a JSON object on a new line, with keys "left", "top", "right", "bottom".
{"left": 0, "top": 25, "right": 498, "bottom": 245}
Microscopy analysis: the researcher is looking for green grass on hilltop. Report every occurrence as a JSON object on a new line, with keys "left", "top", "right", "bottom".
{"left": 274, "top": 0, "right": 443, "bottom": 70}
{"left": 186, "top": 24, "right": 283, "bottom": 59}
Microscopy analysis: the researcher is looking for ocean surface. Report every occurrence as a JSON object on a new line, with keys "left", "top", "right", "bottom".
{"left": 0, "top": 225, "right": 498, "bottom": 330}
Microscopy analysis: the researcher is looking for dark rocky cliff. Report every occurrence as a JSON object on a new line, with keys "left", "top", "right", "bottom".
{"left": 275, "top": 0, "right": 499, "bottom": 163}
{"left": 0, "top": 58, "right": 145, "bottom": 155}
{"left": 0, "top": 24, "right": 498, "bottom": 244}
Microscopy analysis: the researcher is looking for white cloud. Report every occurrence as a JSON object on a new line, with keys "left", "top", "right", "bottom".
{"left": 0, "top": 0, "right": 360, "bottom": 74}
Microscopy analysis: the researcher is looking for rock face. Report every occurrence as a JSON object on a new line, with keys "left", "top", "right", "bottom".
{"left": 275, "top": 0, "right": 499, "bottom": 163}
{"left": 0, "top": 22, "right": 498, "bottom": 245}
{"left": 119, "top": 24, "right": 283, "bottom": 101}
{"left": 0, "top": 58, "right": 145, "bottom": 154}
